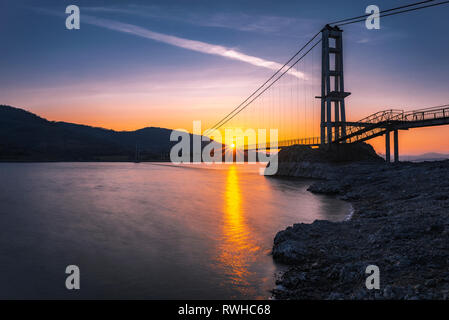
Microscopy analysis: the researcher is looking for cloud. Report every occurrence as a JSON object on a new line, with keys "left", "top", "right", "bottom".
{"left": 356, "top": 38, "right": 370, "bottom": 44}
{"left": 33, "top": 7, "right": 307, "bottom": 78}
{"left": 76, "top": 14, "right": 305, "bottom": 78}
{"left": 349, "top": 25, "right": 408, "bottom": 45}
{"left": 84, "top": 5, "right": 316, "bottom": 36}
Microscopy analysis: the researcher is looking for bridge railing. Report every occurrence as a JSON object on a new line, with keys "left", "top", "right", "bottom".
{"left": 278, "top": 137, "right": 321, "bottom": 147}
{"left": 339, "top": 109, "right": 404, "bottom": 143}
{"left": 338, "top": 104, "right": 449, "bottom": 144}
{"left": 244, "top": 136, "right": 321, "bottom": 150}
{"left": 357, "top": 109, "right": 404, "bottom": 124}
{"left": 244, "top": 105, "right": 449, "bottom": 149}
{"left": 393, "top": 105, "right": 449, "bottom": 122}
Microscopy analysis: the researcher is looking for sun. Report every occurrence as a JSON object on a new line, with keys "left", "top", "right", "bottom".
{"left": 231, "top": 143, "right": 236, "bottom": 149}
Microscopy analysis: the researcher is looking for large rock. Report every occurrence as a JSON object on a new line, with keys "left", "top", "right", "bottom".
{"left": 278, "top": 142, "right": 383, "bottom": 163}
{"left": 268, "top": 142, "right": 383, "bottom": 178}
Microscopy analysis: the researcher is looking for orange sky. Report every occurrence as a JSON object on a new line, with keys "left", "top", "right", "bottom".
{"left": 5, "top": 80, "right": 449, "bottom": 155}
{"left": 368, "top": 126, "right": 449, "bottom": 155}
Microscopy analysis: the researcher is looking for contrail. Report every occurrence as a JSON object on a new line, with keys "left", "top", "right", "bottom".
{"left": 79, "top": 15, "right": 305, "bottom": 79}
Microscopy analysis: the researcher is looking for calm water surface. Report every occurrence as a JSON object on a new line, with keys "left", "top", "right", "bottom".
{"left": 0, "top": 163, "right": 350, "bottom": 299}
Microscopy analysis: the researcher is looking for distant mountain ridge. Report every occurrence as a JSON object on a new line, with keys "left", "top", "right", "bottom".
{"left": 0, "top": 105, "right": 203, "bottom": 161}
{"left": 376, "top": 152, "right": 449, "bottom": 162}
{"left": 400, "top": 153, "right": 449, "bottom": 162}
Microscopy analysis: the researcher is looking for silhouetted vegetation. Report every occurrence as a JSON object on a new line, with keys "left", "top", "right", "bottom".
{"left": 0, "top": 105, "right": 192, "bottom": 161}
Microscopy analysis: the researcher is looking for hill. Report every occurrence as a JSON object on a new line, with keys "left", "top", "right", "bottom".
{"left": 0, "top": 105, "right": 206, "bottom": 161}
{"left": 401, "top": 152, "right": 449, "bottom": 162}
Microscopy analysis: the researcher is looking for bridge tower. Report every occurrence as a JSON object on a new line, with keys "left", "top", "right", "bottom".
{"left": 320, "top": 25, "right": 351, "bottom": 145}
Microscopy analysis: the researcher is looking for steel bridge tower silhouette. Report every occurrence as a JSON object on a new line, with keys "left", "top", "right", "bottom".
{"left": 319, "top": 25, "right": 350, "bottom": 146}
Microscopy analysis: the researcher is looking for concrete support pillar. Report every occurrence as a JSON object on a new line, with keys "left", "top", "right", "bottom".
{"left": 385, "top": 131, "right": 390, "bottom": 163}
{"left": 394, "top": 129, "right": 399, "bottom": 163}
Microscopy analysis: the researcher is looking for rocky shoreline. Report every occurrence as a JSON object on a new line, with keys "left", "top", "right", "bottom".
{"left": 270, "top": 145, "right": 449, "bottom": 299}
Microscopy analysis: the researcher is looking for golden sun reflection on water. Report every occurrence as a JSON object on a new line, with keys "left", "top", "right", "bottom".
{"left": 217, "top": 165, "right": 262, "bottom": 298}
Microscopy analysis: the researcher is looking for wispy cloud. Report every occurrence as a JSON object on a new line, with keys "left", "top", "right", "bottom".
{"left": 83, "top": 5, "right": 317, "bottom": 36}
{"left": 35, "top": 7, "right": 305, "bottom": 78}
{"left": 71, "top": 14, "right": 305, "bottom": 79}
{"left": 349, "top": 26, "right": 408, "bottom": 45}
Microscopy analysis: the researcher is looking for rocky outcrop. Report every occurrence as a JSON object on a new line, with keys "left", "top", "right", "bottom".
{"left": 271, "top": 142, "right": 383, "bottom": 178}
{"left": 270, "top": 144, "right": 449, "bottom": 300}
{"left": 277, "top": 142, "right": 383, "bottom": 163}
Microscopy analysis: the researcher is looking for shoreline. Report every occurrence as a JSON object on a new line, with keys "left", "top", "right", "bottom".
{"left": 271, "top": 160, "right": 449, "bottom": 299}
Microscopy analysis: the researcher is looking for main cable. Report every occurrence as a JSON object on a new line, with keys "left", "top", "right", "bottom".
{"left": 212, "top": 39, "right": 322, "bottom": 132}
{"left": 204, "top": 30, "right": 321, "bottom": 135}
{"left": 335, "top": 0, "right": 449, "bottom": 26}
{"left": 329, "top": 0, "right": 434, "bottom": 25}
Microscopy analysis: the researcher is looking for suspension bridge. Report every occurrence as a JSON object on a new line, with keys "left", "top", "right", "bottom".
{"left": 204, "top": 1, "right": 449, "bottom": 163}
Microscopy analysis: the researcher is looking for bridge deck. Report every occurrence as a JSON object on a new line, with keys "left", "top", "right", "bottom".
{"left": 243, "top": 105, "right": 449, "bottom": 150}
{"left": 337, "top": 105, "right": 449, "bottom": 144}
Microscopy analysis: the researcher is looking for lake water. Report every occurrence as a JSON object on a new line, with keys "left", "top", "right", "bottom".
{"left": 0, "top": 163, "right": 350, "bottom": 299}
